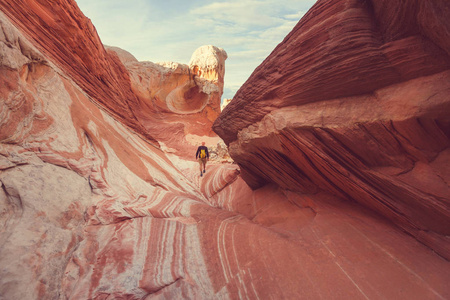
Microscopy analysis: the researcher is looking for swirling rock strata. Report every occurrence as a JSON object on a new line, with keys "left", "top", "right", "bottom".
{"left": 111, "top": 45, "right": 227, "bottom": 158}
{"left": 213, "top": 0, "right": 450, "bottom": 259}
{"left": 0, "top": 0, "right": 227, "bottom": 157}
{"left": 0, "top": 0, "right": 159, "bottom": 144}
{"left": 0, "top": 0, "right": 449, "bottom": 299}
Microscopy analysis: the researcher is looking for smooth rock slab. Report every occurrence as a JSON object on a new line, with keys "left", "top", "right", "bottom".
{"left": 0, "top": 163, "right": 91, "bottom": 299}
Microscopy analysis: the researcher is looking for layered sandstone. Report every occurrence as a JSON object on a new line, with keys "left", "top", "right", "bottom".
{"left": 0, "top": 0, "right": 227, "bottom": 158}
{"left": 0, "top": 0, "right": 161, "bottom": 144}
{"left": 0, "top": 0, "right": 449, "bottom": 299}
{"left": 111, "top": 45, "right": 227, "bottom": 158}
{"left": 214, "top": 0, "right": 450, "bottom": 259}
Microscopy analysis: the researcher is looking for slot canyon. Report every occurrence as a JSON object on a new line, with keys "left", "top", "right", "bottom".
{"left": 0, "top": 0, "right": 449, "bottom": 299}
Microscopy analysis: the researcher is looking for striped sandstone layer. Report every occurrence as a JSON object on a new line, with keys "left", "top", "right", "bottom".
{"left": 213, "top": 0, "right": 450, "bottom": 260}
{"left": 0, "top": 0, "right": 227, "bottom": 157}
{"left": 0, "top": 0, "right": 449, "bottom": 299}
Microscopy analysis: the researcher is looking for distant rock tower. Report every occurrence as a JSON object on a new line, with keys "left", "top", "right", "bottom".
{"left": 189, "top": 45, "right": 227, "bottom": 91}
{"left": 189, "top": 45, "right": 228, "bottom": 115}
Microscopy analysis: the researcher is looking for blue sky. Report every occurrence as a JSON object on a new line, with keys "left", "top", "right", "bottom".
{"left": 75, "top": 0, "right": 317, "bottom": 100}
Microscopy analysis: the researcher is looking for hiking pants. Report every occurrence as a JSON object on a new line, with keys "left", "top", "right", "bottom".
{"left": 198, "top": 157, "right": 207, "bottom": 171}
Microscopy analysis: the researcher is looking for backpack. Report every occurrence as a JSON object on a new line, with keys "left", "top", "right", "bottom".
{"left": 200, "top": 149, "right": 206, "bottom": 159}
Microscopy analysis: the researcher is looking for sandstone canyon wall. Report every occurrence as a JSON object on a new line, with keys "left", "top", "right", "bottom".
{"left": 0, "top": 0, "right": 228, "bottom": 159}
{"left": 0, "top": 0, "right": 449, "bottom": 299}
{"left": 214, "top": 0, "right": 450, "bottom": 261}
{"left": 109, "top": 44, "right": 228, "bottom": 159}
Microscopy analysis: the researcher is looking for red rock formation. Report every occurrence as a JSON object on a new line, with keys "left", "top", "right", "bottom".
{"left": 1, "top": 0, "right": 450, "bottom": 299}
{"left": 213, "top": 0, "right": 450, "bottom": 259}
{"left": 0, "top": 0, "right": 227, "bottom": 154}
{"left": 0, "top": 0, "right": 162, "bottom": 144}
{"left": 111, "top": 45, "right": 227, "bottom": 159}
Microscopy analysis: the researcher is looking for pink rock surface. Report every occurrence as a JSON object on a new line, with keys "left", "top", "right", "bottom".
{"left": 0, "top": 0, "right": 227, "bottom": 156}
{"left": 0, "top": 0, "right": 449, "bottom": 299}
{"left": 0, "top": 0, "right": 161, "bottom": 145}
{"left": 112, "top": 45, "right": 227, "bottom": 159}
{"left": 213, "top": 0, "right": 450, "bottom": 259}
{"left": 214, "top": 0, "right": 450, "bottom": 144}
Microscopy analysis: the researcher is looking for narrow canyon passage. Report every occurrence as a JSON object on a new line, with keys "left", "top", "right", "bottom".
{"left": 0, "top": 0, "right": 449, "bottom": 299}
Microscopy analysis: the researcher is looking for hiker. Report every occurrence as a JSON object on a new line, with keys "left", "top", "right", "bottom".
{"left": 195, "top": 142, "right": 209, "bottom": 177}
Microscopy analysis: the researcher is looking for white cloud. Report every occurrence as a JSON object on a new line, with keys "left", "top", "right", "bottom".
{"left": 285, "top": 11, "right": 307, "bottom": 20}
{"left": 190, "top": 1, "right": 278, "bottom": 28}
{"left": 75, "top": 0, "right": 317, "bottom": 100}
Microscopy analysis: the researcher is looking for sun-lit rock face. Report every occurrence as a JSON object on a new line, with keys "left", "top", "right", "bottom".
{"left": 112, "top": 45, "right": 227, "bottom": 117}
{"left": 0, "top": 0, "right": 227, "bottom": 158}
{"left": 213, "top": 0, "right": 450, "bottom": 260}
{"left": 0, "top": 0, "right": 161, "bottom": 145}
{"left": 188, "top": 45, "right": 227, "bottom": 117}
{"left": 190, "top": 45, "right": 227, "bottom": 92}
{"left": 1, "top": 0, "right": 450, "bottom": 299}
{"left": 107, "top": 45, "right": 227, "bottom": 159}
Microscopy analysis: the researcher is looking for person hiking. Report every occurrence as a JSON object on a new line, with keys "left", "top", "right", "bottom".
{"left": 195, "top": 142, "right": 209, "bottom": 177}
